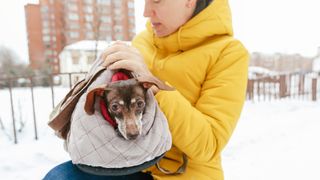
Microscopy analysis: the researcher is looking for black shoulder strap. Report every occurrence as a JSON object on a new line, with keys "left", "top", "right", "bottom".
{"left": 156, "top": 154, "right": 188, "bottom": 175}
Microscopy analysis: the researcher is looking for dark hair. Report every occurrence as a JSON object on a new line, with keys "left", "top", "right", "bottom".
{"left": 192, "top": 0, "right": 213, "bottom": 17}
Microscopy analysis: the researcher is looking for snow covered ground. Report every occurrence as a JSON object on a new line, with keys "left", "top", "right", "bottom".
{"left": 0, "top": 87, "right": 320, "bottom": 180}
{"left": 223, "top": 100, "right": 320, "bottom": 180}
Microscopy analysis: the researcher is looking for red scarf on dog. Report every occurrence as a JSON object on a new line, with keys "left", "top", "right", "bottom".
{"left": 99, "top": 72, "right": 130, "bottom": 128}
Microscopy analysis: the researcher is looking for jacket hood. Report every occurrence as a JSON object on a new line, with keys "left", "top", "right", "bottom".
{"left": 146, "top": 0, "right": 233, "bottom": 53}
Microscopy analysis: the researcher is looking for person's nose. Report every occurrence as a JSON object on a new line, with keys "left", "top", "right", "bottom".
{"left": 143, "top": 0, "right": 154, "bottom": 18}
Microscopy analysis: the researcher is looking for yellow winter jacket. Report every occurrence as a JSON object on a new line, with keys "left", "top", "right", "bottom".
{"left": 132, "top": 0, "right": 249, "bottom": 179}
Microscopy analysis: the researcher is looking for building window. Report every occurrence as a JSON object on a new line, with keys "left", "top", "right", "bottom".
{"left": 85, "top": 23, "right": 93, "bottom": 30}
{"left": 41, "top": 6, "right": 49, "bottom": 13}
{"left": 128, "top": 11, "right": 134, "bottom": 17}
{"left": 41, "top": 13, "right": 49, "bottom": 20}
{"left": 54, "top": 65, "right": 59, "bottom": 72}
{"left": 84, "top": 0, "right": 93, "bottom": 4}
{"left": 42, "top": 28, "right": 50, "bottom": 34}
{"left": 130, "top": 27, "right": 135, "bottom": 33}
{"left": 128, "top": 2, "right": 134, "bottom": 8}
{"left": 129, "top": 18, "right": 135, "bottom": 24}
{"left": 67, "top": 3, "right": 78, "bottom": 11}
{"left": 68, "top": 13, "right": 79, "bottom": 20}
{"left": 45, "top": 50, "right": 53, "bottom": 56}
{"left": 115, "top": 34, "right": 123, "bottom": 40}
{"left": 71, "top": 51, "right": 80, "bottom": 64}
{"left": 69, "top": 32, "right": 79, "bottom": 38}
{"left": 114, "top": 9, "right": 121, "bottom": 16}
{"left": 86, "top": 32, "right": 95, "bottom": 39}
{"left": 100, "top": 25, "right": 111, "bottom": 31}
{"left": 83, "top": 6, "right": 93, "bottom": 13}
{"left": 114, "top": 25, "right": 122, "bottom": 33}
{"left": 101, "top": 16, "right": 111, "bottom": 23}
{"left": 45, "top": 43, "right": 51, "bottom": 48}
{"left": 97, "top": 0, "right": 111, "bottom": 5}
{"left": 105, "top": 36, "right": 112, "bottom": 41}
{"left": 52, "top": 43, "right": 57, "bottom": 48}
{"left": 85, "top": 15, "right": 94, "bottom": 22}
{"left": 42, "top": 21, "right": 49, "bottom": 28}
{"left": 43, "top": 35, "right": 50, "bottom": 42}
{"left": 87, "top": 53, "right": 96, "bottom": 64}
{"left": 68, "top": 23, "right": 80, "bottom": 29}
{"left": 98, "top": 6, "right": 109, "bottom": 13}
{"left": 114, "top": 0, "right": 122, "bottom": 8}
{"left": 98, "top": 31, "right": 107, "bottom": 37}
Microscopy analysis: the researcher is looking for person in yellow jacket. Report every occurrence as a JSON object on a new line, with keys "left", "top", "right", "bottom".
{"left": 102, "top": 0, "right": 249, "bottom": 179}
{"left": 44, "top": 0, "right": 248, "bottom": 179}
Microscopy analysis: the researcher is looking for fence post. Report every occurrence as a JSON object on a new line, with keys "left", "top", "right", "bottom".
{"left": 9, "top": 80, "right": 18, "bottom": 144}
{"left": 312, "top": 78, "right": 317, "bottom": 101}
{"left": 262, "top": 78, "right": 266, "bottom": 101}
{"left": 279, "top": 75, "right": 287, "bottom": 98}
{"left": 68, "top": 73, "right": 72, "bottom": 89}
{"left": 247, "top": 79, "right": 254, "bottom": 101}
{"left": 30, "top": 77, "right": 38, "bottom": 140}
{"left": 299, "top": 74, "right": 305, "bottom": 95}
{"left": 50, "top": 76, "right": 55, "bottom": 108}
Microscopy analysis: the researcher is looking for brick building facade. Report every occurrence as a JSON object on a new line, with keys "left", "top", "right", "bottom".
{"left": 25, "top": 0, "right": 135, "bottom": 73}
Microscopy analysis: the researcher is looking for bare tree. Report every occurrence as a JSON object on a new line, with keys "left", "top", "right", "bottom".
{"left": 0, "top": 46, "right": 33, "bottom": 85}
{"left": 0, "top": 46, "right": 22, "bottom": 78}
{"left": 92, "top": 0, "right": 103, "bottom": 60}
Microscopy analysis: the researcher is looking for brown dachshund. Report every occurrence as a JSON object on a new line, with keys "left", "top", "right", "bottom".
{"left": 84, "top": 74, "right": 173, "bottom": 140}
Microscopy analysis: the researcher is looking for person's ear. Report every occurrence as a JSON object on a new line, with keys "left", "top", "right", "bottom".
{"left": 186, "top": 0, "right": 197, "bottom": 8}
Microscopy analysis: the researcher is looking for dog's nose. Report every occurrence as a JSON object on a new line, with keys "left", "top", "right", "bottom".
{"left": 127, "top": 133, "right": 139, "bottom": 140}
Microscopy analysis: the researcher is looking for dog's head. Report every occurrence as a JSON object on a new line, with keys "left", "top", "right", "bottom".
{"left": 84, "top": 75, "right": 173, "bottom": 140}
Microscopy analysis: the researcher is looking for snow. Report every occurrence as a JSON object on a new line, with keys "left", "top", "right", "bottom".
{"left": 248, "top": 66, "right": 278, "bottom": 79}
{"left": 1, "top": 87, "right": 320, "bottom": 180}
{"left": 63, "top": 40, "right": 130, "bottom": 51}
{"left": 313, "top": 56, "right": 320, "bottom": 72}
{"left": 223, "top": 100, "right": 320, "bottom": 180}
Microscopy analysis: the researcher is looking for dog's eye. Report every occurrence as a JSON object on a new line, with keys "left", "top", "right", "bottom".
{"left": 137, "top": 100, "right": 145, "bottom": 108}
{"left": 111, "top": 103, "right": 120, "bottom": 112}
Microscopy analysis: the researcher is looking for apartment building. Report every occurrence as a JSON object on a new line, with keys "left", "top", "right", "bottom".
{"left": 25, "top": 0, "right": 135, "bottom": 73}
{"left": 250, "top": 52, "right": 314, "bottom": 73}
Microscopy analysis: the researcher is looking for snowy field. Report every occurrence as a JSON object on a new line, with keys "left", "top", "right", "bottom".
{"left": 0, "top": 87, "right": 320, "bottom": 180}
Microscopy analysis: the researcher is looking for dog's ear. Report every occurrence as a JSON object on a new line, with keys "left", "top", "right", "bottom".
{"left": 136, "top": 75, "right": 174, "bottom": 91}
{"left": 84, "top": 84, "right": 108, "bottom": 115}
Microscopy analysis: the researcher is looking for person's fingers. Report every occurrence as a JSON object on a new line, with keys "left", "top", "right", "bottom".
{"left": 101, "top": 44, "right": 125, "bottom": 58}
{"left": 114, "top": 41, "right": 130, "bottom": 46}
{"left": 101, "top": 44, "right": 139, "bottom": 61}
{"left": 112, "top": 42, "right": 141, "bottom": 56}
{"left": 102, "top": 51, "right": 134, "bottom": 67}
{"left": 114, "top": 41, "right": 139, "bottom": 54}
{"left": 108, "top": 60, "right": 138, "bottom": 72}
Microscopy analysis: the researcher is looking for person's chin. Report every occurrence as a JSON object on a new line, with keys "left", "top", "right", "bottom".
{"left": 153, "top": 30, "right": 170, "bottom": 38}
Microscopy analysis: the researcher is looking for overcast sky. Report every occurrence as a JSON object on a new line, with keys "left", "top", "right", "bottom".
{"left": 0, "top": 0, "right": 320, "bottom": 64}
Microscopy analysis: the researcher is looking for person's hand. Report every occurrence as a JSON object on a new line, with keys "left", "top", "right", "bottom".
{"left": 149, "top": 85, "right": 160, "bottom": 95}
{"left": 101, "top": 41, "right": 152, "bottom": 77}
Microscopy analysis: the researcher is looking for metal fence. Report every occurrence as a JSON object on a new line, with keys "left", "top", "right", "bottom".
{"left": 0, "top": 72, "right": 86, "bottom": 144}
{"left": 247, "top": 72, "right": 320, "bottom": 102}
{"left": 1, "top": 71, "right": 319, "bottom": 144}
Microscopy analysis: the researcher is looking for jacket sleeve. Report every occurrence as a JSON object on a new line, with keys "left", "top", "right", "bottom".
{"left": 155, "top": 41, "right": 249, "bottom": 162}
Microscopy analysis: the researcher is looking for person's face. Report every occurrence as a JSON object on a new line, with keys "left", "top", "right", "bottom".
{"left": 143, "top": 0, "right": 197, "bottom": 37}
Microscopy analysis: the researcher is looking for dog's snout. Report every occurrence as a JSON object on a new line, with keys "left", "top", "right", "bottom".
{"left": 126, "top": 122, "right": 140, "bottom": 140}
{"left": 127, "top": 133, "right": 139, "bottom": 140}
